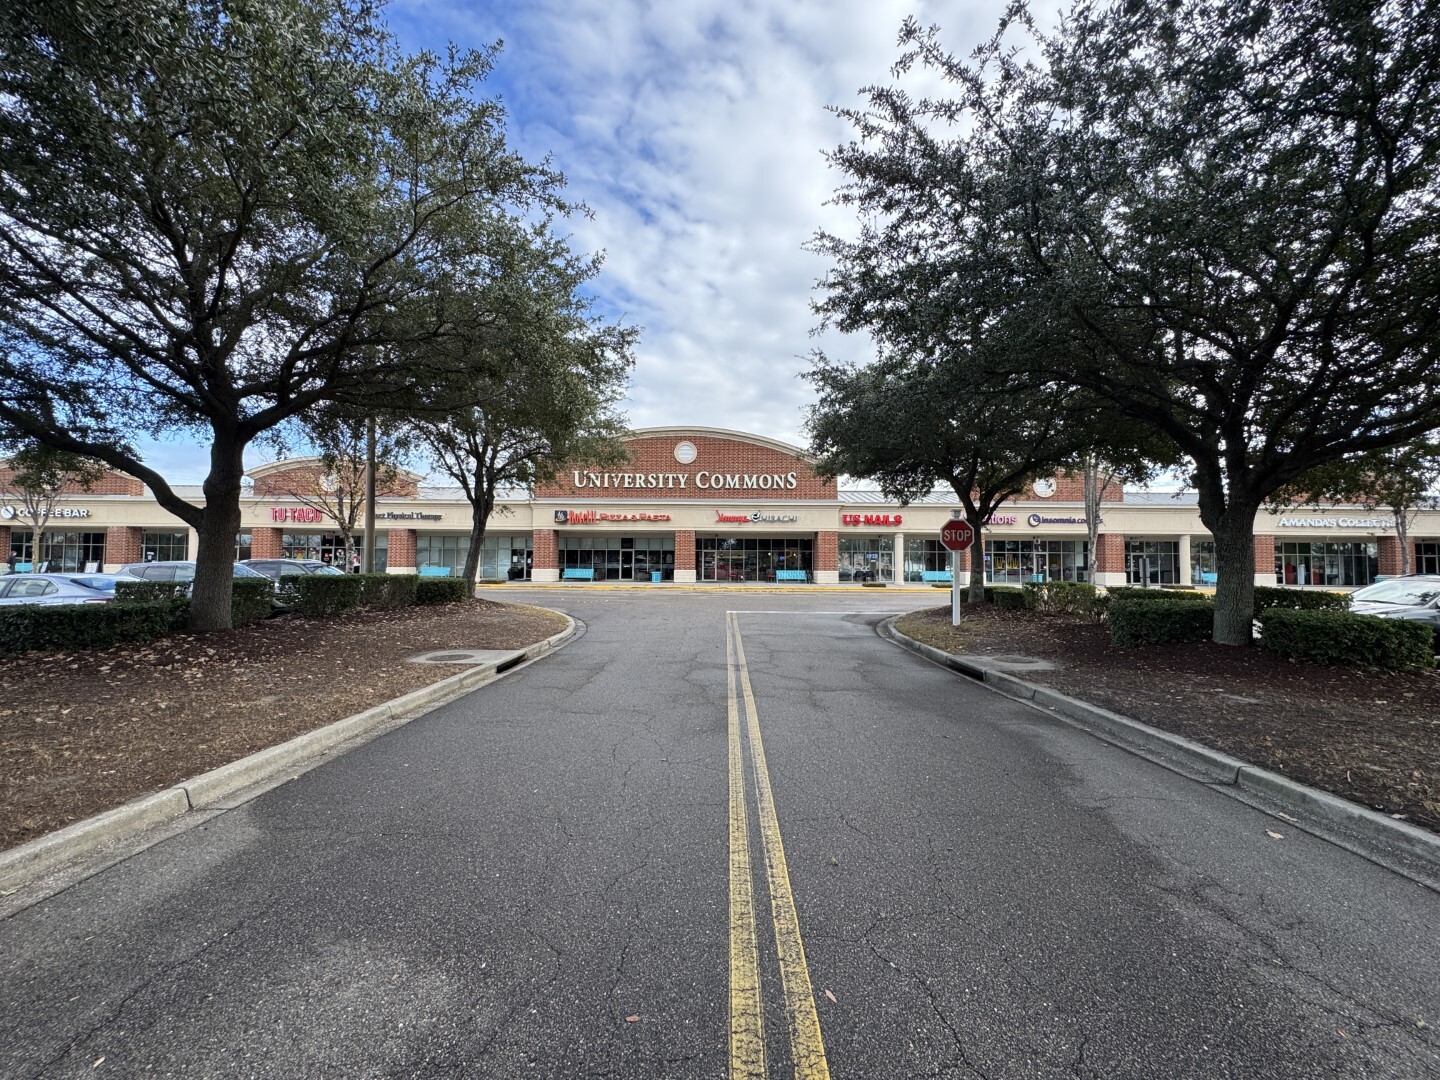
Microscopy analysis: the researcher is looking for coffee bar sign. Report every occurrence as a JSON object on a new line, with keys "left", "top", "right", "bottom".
{"left": 1277, "top": 516, "right": 1396, "bottom": 529}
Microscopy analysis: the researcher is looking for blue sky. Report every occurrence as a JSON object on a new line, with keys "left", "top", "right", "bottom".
{"left": 147, "top": 0, "right": 1050, "bottom": 483}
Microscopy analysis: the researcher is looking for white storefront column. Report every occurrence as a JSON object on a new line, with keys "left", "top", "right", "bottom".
{"left": 891, "top": 532, "right": 904, "bottom": 583}
{"left": 1178, "top": 534, "right": 1192, "bottom": 587}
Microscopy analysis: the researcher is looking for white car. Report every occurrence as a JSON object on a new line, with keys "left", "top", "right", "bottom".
{"left": 1348, "top": 575, "right": 1440, "bottom": 647}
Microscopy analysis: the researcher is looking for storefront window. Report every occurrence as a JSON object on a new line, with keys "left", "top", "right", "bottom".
{"left": 903, "top": 539, "right": 952, "bottom": 581}
{"left": 838, "top": 537, "right": 894, "bottom": 582}
{"left": 1192, "top": 539, "right": 1218, "bottom": 585}
{"left": 1417, "top": 541, "right": 1440, "bottom": 576}
{"left": 142, "top": 531, "right": 188, "bottom": 562}
{"left": 235, "top": 532, "right": 252, "bottom": 561}
{"left": 477, "top": 534, "right": 532, "bottom": 580}
{"left": 695, "top": 537, "right": 809, "bottom": 582}
{"left": 15, "top": 531, "right": 108, "bottom": 572}
{"left": 279, "top": 532, "right": 381, "bottom": 570}
{"left": 562, "top": 535, "right": 676, "bottom": 581}
{"left": 1125, "top": 540, "right": 1180, "bottom": 585}
{"left": 417, "top": 534, "right": 468, "bottom": 575}
{"left": 985, "top": 539, "right": 1089, "bottom": 585}
{"left": 1274, "top": 541, "right": 1377, "bottom": 587}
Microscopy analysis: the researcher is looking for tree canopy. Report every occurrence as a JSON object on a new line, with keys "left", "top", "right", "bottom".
{"left": 814, "top": 0, "right": 1440, "bottom": 643}
{"left": 0, "top": 0, "right": 595, "bottom": 628}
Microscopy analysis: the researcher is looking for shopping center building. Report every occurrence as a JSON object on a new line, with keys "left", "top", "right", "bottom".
{"left": 4, "top": 427, "right": 1437, "bottom": 588}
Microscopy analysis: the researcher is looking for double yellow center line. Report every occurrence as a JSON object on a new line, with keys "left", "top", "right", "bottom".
{"left": 727, "top": 611, "right": 831, "bottom": 1079}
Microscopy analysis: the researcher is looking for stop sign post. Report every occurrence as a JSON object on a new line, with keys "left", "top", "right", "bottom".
{"left": 940, "top": 518, "right": 975, "bottom": 626}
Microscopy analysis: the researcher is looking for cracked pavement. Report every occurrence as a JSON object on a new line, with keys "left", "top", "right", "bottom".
{"left": 1, "top": 589, "right": 1437, "bottom": 1078}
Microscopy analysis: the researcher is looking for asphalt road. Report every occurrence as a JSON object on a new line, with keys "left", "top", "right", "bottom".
{"left": 2, "top": 589, "right": 1437, "bottom": 1079}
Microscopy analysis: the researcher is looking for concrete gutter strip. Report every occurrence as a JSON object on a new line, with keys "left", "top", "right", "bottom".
{"left": 882, "top": 617, "right": 1440, "bottom": 881}
{"left": 0, "top": 614, "right": 576, "bottom": 891}
{"left": 0, "top": 788, "right": 191, "bottom": 885}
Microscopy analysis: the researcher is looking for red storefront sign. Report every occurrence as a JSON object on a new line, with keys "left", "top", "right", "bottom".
{"left": 271, "top": 506, "right": 325, "bottom": 523}
{"left": 841, "top": 513, "right": 904, "bottom": 526}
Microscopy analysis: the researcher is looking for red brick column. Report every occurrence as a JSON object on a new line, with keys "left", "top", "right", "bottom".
{"left": 1253, "top": 534, "right": 1275, "bottom": 584}
{"left": 105, "top": 526, "right": 143, "bottom": 570}
{"left": 251, "top": 527, "right": 284, "bottom": 559}
{"left": 673, "top": 529, "right": 695, "bottom": 583}
{"left": 0, "top": 525, "right": 8, "bottom": 559}
{"left": 1093, "top": 532, "right": 1126, "bottom": 587}
{"left": 814, "top": 530, "right": 839, "bottom": 584}
{"left": 1377, "top": 535, "right": 1403, "bottom": 577}
{"left": 386, "top": 528, "right": 417, "bottom": 573}
{"left": 531, "top": 528, "right": 559, "bottom": 582}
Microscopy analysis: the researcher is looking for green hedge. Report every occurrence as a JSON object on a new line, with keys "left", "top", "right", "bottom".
{"left": 357, "top": 573, "right": 418, "bottom": 609}
{"left": 991, "top": 586, "right": 1030, "bottom": 611}
{"left": 1253, "top": 585, "right": 1349, "bottom": 612}
{"left": 117, "top": 578, "right": 272, "bottom": 626}
{"left": 1108, "top": 600, "right": 1215, "bottom": 646}
{"left": 231, "top": 578, "right": 275, "bottom": 626}
{"left": 415, "top": 577, "right": 472, "bottom": 605}
{"left": 1106, "top": 587, "right": 1212, "bottom": 605}
{"left": 294, "top": 573, "right": 365, "bottom": 616}
{"left": 1024, "top": 580, "right": 1099, "bottom": 616}
{"left": 0, "top": 600, "right": 174, "bottom": 657}
{"left": 1257, "top": 609, "right": 1435, "bottom": 671}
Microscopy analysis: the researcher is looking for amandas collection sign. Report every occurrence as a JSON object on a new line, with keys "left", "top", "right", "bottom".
{"left": 570, "top": 470, "right": 800, "bottom": 491}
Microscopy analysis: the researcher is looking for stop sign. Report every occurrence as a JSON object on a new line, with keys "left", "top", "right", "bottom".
{"left": 939, "top": 519, "right": 974, "bottom": 552}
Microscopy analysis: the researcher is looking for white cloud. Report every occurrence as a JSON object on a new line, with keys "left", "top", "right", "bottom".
{"left": 151, "top": 0, "right": 1046, "bottom": 480}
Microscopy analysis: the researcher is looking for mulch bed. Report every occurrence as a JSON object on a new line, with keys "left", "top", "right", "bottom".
{"left": 896, "top": 605, "right": 1440, "bottom": 834}
{"left": 0, "top": 600, "right": 567, "bottom": 852}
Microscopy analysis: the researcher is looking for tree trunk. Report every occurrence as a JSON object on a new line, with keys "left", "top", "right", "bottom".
{"left": 460, "top": 471, "right": 494, "bottom": 585}
{"left": 1210, "top": 516, "right": 1259, "bottom": 646}
{"left": 189, "top": 437, "right": 247, "bottom": 632}
{"left": 1395, "top": 513, "right": 1412, "bottom": 576}
{"left": 967, "top": 527, "right": 986, "bottom": 601}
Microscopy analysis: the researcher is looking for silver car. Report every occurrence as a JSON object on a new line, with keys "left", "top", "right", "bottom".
{"left": 0, "top": 573, "right": 121, "bottom": 605}
{"left": 1348, "top": 575, "right": 1440, "bottom": 646}
{"left": 113, "top": 560, "right": 269, "bottom": 582}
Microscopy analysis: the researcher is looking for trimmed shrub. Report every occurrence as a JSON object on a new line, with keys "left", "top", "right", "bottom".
{"left": 1257, "top": 609, "right": 1435, "bottom": 671}
{"left": 1253, "top": 585, "right": 1349, "bottom": 613}
{"left": 231, "top": 578, "right": 275, "bottom": 626}
{"left": 294, "top": 573, "right": 364, "bottom": 617}
{"left": 118, "top": 578, "right": 272, "bottom": 626}
{"left": 415, "top": 577, "right": 472, "bottom": 605}
{"left": 357, "top": 573, "right": 418, "bottom": 609}
{"left": 1108, "top": 600, "right": 1215, "bottom": 646}
{"left": 991, "top": 586, "right": 1030, "bottom": 611}
{"left": 0, "top": 600, "right": 174, "bottom": 657}
{"left": 114, "top": 580, "right": 187, "bottom": 603}
{"left": 1024, "top": 580, "right": 1099, "bottom": 616}
{"left": 1106, "top": 587, "right": 1212, "bottom": 605}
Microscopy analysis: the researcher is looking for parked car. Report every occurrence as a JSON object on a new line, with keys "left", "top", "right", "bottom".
{"left": 1347, "top": 575, "right": 1440, "bottom": 648}
{"left": 240, "top": 558, "right": 348, "bottom": 581}
{"left": 0, "top": 573, "right": 121, "bottom": 605}
{"left": 112, "top": 560, "right": 269, "bottom": 583}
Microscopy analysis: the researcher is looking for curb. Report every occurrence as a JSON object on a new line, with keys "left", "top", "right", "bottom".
{"left": 880, "top": 617, "right": 1440, "bottom": 884}
{"left": 0, "top": 615, "right": 577, "bottom": 891}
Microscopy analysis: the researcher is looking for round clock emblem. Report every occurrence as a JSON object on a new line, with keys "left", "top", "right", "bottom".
{"left": 1032, "top": 478, "right": 1056, "bottom": 498}
{"left": 674, "top": 441, "right": 697, "bottom": 465}
{"left": 0, "top": 505, "right": 14, "bottom": 520}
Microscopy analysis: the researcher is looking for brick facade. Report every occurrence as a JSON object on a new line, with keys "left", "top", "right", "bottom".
{"left": 250, "top": 527, "right": 285, "bottom": 559}
{"left": 535, "top": 432, "right": 835, "bottom": 502}
{"left": 673, "top": 530, "right": 695, "bottom": 572}
{"left": 531, "top": 529, "right": 558, "bottom": 570}
{"left": 105, "top": 526, "right": 144, "bottom": 566}
{"left": 385, "top": 528, "right": 417, "bottom": 571}
{"left": 1377, "top": 535, "right": 1403, "bottom": 577}
{"left": 0, "top": 465, "right": 143, "bottom": 497}
{"left": 1093, "top": 533, "right": 1125, "bottom": 573}
{"left": 815, "top": 530, "right": 838, "bottom": 572}
{"left": 250, "top": 461, "right": 419, "bottom": 498}
{"left": 1253, "top": 535, "right": 1275, "bottom": 575}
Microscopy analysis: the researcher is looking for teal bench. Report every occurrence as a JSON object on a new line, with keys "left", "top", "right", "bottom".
{"left": 921, "top": 570, "right": 952, "bottom": 583}
{"left": 418, "top": 566, "right": 451, "bottom": 577}
{"left": 774, "top": 570, "right": 808, "bottom": 583}
{"left": 562, "top": 568, "right": 595, "bottom": 581}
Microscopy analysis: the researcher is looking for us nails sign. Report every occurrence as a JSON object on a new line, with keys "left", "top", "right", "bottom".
{"left": 841, "top": 513, "right": 903, "bottom": 526}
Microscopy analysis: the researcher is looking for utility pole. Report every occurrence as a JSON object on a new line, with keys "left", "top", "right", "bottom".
{"left": 363, "top": 416, "right": 377, "bottom": 573}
